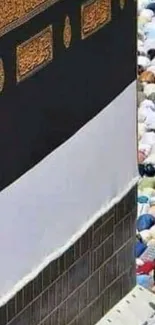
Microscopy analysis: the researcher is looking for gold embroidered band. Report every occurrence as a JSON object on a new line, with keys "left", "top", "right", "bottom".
{"left": 0, "top": 0, "right": 58, "bottom": 38}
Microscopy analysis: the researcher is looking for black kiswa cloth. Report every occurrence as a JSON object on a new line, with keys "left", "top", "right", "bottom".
{"left": 0, "top": 0, "right": 136, "bottom": 191}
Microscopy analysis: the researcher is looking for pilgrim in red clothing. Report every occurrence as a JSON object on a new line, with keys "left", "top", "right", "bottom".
{"left": 136, "top": 260, "right": 155, "bottom": 274}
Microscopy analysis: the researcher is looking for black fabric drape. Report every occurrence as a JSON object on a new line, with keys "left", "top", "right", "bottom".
{"left": 0, "top": 0, "right": 136, "bottom": 190}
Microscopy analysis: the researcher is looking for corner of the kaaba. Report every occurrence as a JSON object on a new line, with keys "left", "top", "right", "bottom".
{"left": 0, "top": 1, "right": 138, "bottom": 325}
{"left": 0, "top": 0, "right": 136, "bottom": 191}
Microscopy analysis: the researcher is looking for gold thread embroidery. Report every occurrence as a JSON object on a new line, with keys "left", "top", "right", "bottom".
{"left": 16, "top": 26, "right": 53, "bottom": 83}
{"left": 63, "top": 16, "right": 72, "bottom": 49}
{"left": 0, "top": 0, "right": 59, "bottom": 38}
{"left": 0, "top": 59, "right": 5, "bottom": 92}
{"left": 120, "top": 0, "right": 125, "bottom": 9}
{"left": 81, "top": 0, "right": 111, "bottom": 40}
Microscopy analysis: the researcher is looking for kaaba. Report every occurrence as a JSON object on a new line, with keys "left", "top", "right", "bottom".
{"left": 0, "top": 1, "right": 138, "bottom": 325}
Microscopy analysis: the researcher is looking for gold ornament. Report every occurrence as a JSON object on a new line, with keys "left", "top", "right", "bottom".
{"left": 63, "top": 16, "right": 72, "bottom": 49}
{"left": 0, "top": 59, "right": 5, "bottom": 92}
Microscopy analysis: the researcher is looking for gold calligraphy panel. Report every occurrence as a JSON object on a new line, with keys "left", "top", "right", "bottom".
{"left": 16, "top": 26, "right": 53, "bottom": 83}
{"left": 81, "top": 0, "right": 111, "bottom": 39}
{"left": 0, "top": 59, "right": 5, "bottom": 92}
{"left": 0, "top": 0, "right": 58, "bottom": 37}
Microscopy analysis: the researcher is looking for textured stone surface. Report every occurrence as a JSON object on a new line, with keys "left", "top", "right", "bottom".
{"left": 0, "top": 186, "right": 137, "bottom": 325}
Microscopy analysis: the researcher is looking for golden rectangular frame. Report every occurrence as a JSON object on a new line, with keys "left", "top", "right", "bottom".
{"left": 16, "top": 25, "right": 53, "bottom": 83}
{"left": 81, "top": 0, "right": 111, "bottom": 40}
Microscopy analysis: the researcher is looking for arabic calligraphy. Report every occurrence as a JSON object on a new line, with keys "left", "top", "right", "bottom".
{"left": 81, "top": 0, "right": 111, "bottom": 39}
{"left": 16, "top": 26, "right": 53, "bottom": 82}
{"left": 0, "top": 0, "right": 59, "bottom": 37}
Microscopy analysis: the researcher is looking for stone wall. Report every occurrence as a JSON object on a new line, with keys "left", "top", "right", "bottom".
{"left": 0, "top": 185, "right": 137, "bottom": 325}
